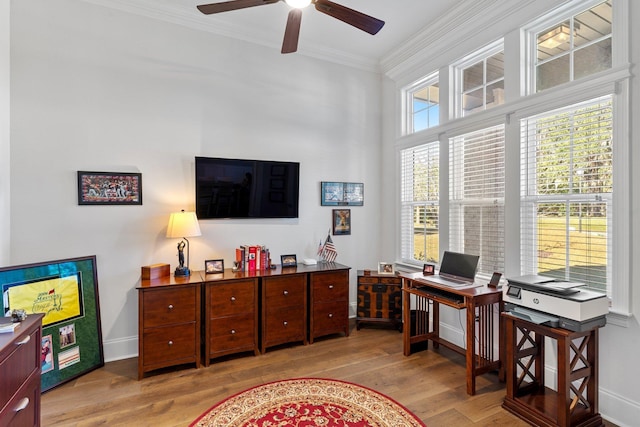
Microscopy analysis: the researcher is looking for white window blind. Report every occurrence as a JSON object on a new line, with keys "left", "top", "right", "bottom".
{"left": 520, "top": 95, "right": 612, "bottom": 293}
{"left": 401, "top": 142, "right": 440, "bottom": 264}
{"left": 449, "top": 125, "right": 505, "bottom": 275}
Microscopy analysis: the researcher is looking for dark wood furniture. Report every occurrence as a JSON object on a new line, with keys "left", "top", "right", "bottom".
{"left": 137, "top": 275, "right": 201, "bottom": 379}
{"left": 203, "top": 276, "right": 259, "bottom": 365}
{"left": 399, "top": 271, "right": 503, "bottom": 395}
{"left": 309, "top": 269, "right": 350, "bottom": 343}
{"left": 0, "top": 313, "right": 43, "bottom": 427}
{"left": 261, "top": 272, "right": 307, "bottom": 352}
{"left": 137, "top": 263, "right": 350, "bottom": 378}
{"left": 356, "top": 271, "right": 402, "bottom": 331}
{"left": 502, "top": 312, "right": 604, "bottom": 427}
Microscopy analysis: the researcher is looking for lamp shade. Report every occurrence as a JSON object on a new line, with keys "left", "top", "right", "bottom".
{"left": 166, "top": 210, "right": 202, "bottom": 238}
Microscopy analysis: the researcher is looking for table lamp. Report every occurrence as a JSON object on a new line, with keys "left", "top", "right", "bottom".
{"left": 166, "top": 210, "right": 201, "bottom": 276}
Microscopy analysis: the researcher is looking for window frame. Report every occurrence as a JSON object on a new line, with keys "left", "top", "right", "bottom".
{"left": 403, "top": 72, "right": 440, "bottom": 135}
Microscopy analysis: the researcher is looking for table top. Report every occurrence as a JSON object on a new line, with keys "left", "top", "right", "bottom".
{"left": 398, "top": 271, "right": 502, "bottom": 298}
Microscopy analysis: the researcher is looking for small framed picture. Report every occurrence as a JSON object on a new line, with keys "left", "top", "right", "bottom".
{"left": 281, "top": 254, "right": 297, "bottom": 268}
{"left": 205, "top": 259, "right": 224, "bottom": 274}
{"left": 332, "top": 209, "right": 351, "bottom": 235}
{"left": 378, "top": 262, "right": 395, "bottom": 275}
{"left": 423, "top": 263, "right": 435, "bottom": 276}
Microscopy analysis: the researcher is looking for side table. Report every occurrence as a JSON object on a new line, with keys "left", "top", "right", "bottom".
{"left": 356, "top": 270, "right": 402, "bottom": 331}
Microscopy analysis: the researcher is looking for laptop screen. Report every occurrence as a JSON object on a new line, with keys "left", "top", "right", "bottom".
{"left": 439, "top": 251, "right": 479, "bottom": 280}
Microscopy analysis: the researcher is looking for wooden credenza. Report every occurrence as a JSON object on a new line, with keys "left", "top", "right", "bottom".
{"left": 0, "top": 313, "right": 44, "bottom": 427}
{"left": 137, "top": 263, "right": 350, "bottom": 378}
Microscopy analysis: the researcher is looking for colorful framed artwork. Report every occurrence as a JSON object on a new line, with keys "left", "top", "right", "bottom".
{"left": 281, "top": 254, "right": 297, "bottom": 268}
{"left": 377, "top": 262, "right": 395, "bottom": 275}
{"left": 77, "top": 171, "right": 142, "bottom": 205}
{"left": 0, "top": 255, "right": 104, "bottom": 392}
{"left": 332, "top": 209, "right": 351, "bottom": 235}
{"left": 321, "top": 182, "right": 364, "bottom": 206}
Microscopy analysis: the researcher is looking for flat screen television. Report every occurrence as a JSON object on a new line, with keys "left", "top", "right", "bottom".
{"left": 195, "top": 156, "right": 300, "bottom": 219}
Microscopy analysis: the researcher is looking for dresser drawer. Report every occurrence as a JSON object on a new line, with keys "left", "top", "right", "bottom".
{"left": 358, "top": 276, "right": 401, "bottom": 285}
{"left": 264, "top": 276, "right": 305, "bottom": 309}
{"left": 142, "top": 323, "right": 197, "bottom": 367}
{"left": 209, "top": 314, "right": 255, "bottom": 354}
{"left": 0, "top": 327, "right": 39, "bottom": 411}
{"left": 312, "top": 301, "right": 348, "bottom": 333}
{"left": 263, "top": 307, "right": 305, "bottom": 345}
{"left": 312, "top": 272, "right": 348, "bottom": 302}
{"left": 0, "top": 374, "right": 40, "bottom": 427}
{"left": 208, "top": 280, "right": 255, "bottom": 316}
{"left": 142, "top": 287, "right": 198, "bottom": 328}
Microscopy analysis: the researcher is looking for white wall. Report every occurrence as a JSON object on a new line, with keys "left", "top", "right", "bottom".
{"left": 0, "top": 0, "right": 9, "bottom": 264}
{"left": 9, "top": 0, "right": 383, "bottom": 360}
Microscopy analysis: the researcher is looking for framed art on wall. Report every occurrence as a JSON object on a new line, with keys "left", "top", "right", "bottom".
{"left": 0, "top": 255, "right": 104, "bottom": 392}
{"left": 77, "top": 171, "right": 142, "bottom": 205}
{"left": 332, "top": 209, "right": 351, "bottom": 235}
{"left": 321, "top": 182, "right": 364, "bottom": 206}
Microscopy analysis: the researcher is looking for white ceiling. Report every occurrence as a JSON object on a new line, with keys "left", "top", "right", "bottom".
{"left": 86, "top": 0, "right": 467, "bottom": 67}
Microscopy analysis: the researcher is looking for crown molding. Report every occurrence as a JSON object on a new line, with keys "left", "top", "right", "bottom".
{"left": 79, "top": 0, "right": 380, "bottom": 72}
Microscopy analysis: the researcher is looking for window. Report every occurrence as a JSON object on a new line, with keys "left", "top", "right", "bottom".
{"left": 454, "top": 43, "right": 504, "bottom": 117}
{"left": 400, "top": 142, "right": 440, "bottom": 264}
{"left": 520, "top": 96, "right": 612, "bottom": 292}
{"left": 449, "top": 125, "right": 505, "bottom": 275}
{"left": 533, "top": 0, "right": 612, "bottom": 92}
{"left": 405, "top": 74, "right": 439, "bottom": 134}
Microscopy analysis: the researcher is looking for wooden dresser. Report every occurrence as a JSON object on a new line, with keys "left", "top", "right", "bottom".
{"left": 137, "top": 275, "right": 201, "bottom": 379}
{"left": 261, "top": 272, "right": 307, "bottom": 353}
{"left": 0, "top": 313, "right": 44, "bottom": 427}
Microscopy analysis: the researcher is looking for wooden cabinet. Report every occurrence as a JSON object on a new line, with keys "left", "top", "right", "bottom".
{"left": 309, "top": 270, "right": 349, "bottom": 343}
{"left": 137, "top": 276, "right": 201, "bottom": 379}
{"left": 0, "top": 313, "right": 43, "bottom": 427}
{"left": 356, "top": 272, "right": 402, "bottom": 331}
{"left": 261, "top": 274, "right": 307, "bottom": 353}
{"left": 204, "top": 278, "right": 259, "bottom": 364}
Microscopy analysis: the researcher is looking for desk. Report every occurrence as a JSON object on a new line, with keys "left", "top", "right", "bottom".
{"left": 502, "top": 312, "right": 603, "bottom": 427}
{"left": 399, "top": 272, "right": 503, "bottom": 395}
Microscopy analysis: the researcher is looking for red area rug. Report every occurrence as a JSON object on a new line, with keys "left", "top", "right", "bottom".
{"left": 190, "top": 378, "right": 425, "bottom": 427}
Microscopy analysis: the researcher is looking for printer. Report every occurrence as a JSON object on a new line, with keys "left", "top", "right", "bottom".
{"left": 503, "top": 274, "right": 608, "bottom": 332}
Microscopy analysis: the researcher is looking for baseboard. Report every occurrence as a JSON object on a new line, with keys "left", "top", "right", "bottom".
{"left": 598, "top": 387, "right": 640, "bottom": 427}
{"left": 103, "top": 335, "right": 138, "bottom": 363}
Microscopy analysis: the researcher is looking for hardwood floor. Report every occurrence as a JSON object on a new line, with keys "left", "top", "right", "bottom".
{"left": 40, "top": 322, "right": 612, "bottom": 427}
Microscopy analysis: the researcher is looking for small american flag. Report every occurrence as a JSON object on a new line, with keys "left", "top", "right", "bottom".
{"left": 322, "top": 233, "right": 337, "bottom": 262}
{"left": 317, "top": 239, "right": 324, "bottom": 257}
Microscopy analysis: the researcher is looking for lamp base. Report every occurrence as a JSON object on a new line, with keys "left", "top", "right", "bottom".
{"left": 174, "top": 266, "right": 191, "bottom": 277}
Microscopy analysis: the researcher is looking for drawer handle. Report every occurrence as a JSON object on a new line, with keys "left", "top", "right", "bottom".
{"left": 328, "top": 313, "right": 333, "bottom": 318}
{"left": 168, "top": 304, "right": 174, "bottom": 310}
{"left": 16, "top": 335, "right": 31, "bottom": 346}
{"left": 230, "top": 296, "right": 236, "bottom": 302}
{"left": 230, "top": 329, "right": 236, "bottom": 334}
{"left": 283, "top": 290, "right": 289, "bottom": 296}
{"left": 14, "top": 397, "right": 29, "bottom": 412}
{"left": 283, "top": 321, "right": 288, "bottom": 326}
{"left": 329, "top": 285, "right": 334, "bottom": 289}
{"left": 168, "top": 340, "right": 174, "bottom": 346}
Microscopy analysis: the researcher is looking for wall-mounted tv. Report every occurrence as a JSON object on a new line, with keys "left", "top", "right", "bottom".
{"left": 195, "top": 156, "right": 300, "bottom": 219}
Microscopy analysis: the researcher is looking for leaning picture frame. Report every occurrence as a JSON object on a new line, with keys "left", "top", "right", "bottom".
{"left": 205, "top": 259, "right": 224, "bottom": 274}
{"left": 77, "top": 171, "right": 142, "bottom": 205}
{"left": 0, "top": 255, "right": 104, "bottom": 392}
{"left": 281, "top": 254, "right": 297, "bottom": 268}
{"left": 321, "top": 182, "right": 364, "bottom": 206}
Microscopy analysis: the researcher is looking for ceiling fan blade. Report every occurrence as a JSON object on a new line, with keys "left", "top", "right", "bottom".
{"left": 281, "top": 8, "right": 302, "bottom": 54}
{"left": 197, "top": 0, "right": 279, "bottom": 15}
{"left": 313, "top": 0, "right": 384, "bottom": 35}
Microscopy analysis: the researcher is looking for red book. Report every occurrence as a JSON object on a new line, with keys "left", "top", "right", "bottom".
{"left": 248, "top": 246, "right": 257, "bottom": 271}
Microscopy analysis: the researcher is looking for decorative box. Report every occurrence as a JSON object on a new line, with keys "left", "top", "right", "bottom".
{"left": 141, "top": 263, "right": 170, "bottom": 280}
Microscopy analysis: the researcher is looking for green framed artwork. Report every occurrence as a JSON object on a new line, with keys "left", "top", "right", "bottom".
{"left": 0, "top": 255, "right": 104, "bottom": 392}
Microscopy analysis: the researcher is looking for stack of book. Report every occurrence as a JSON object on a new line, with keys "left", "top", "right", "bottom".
{"left": 235, "top": 245, "right": 272, "bottom": 272}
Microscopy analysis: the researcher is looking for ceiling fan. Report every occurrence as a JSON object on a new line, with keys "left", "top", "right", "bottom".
{"left": 196, "top": 0, "right": 385, "bottom": 54}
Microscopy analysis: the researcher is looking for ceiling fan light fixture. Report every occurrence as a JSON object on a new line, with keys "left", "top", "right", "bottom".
{"left": 285, "top": 0, "right": 311, "bottom": 9}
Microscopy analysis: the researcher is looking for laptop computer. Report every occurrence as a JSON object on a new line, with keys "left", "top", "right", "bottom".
{"left": 426, "top": 251, "right": 480, "bottom": 288}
